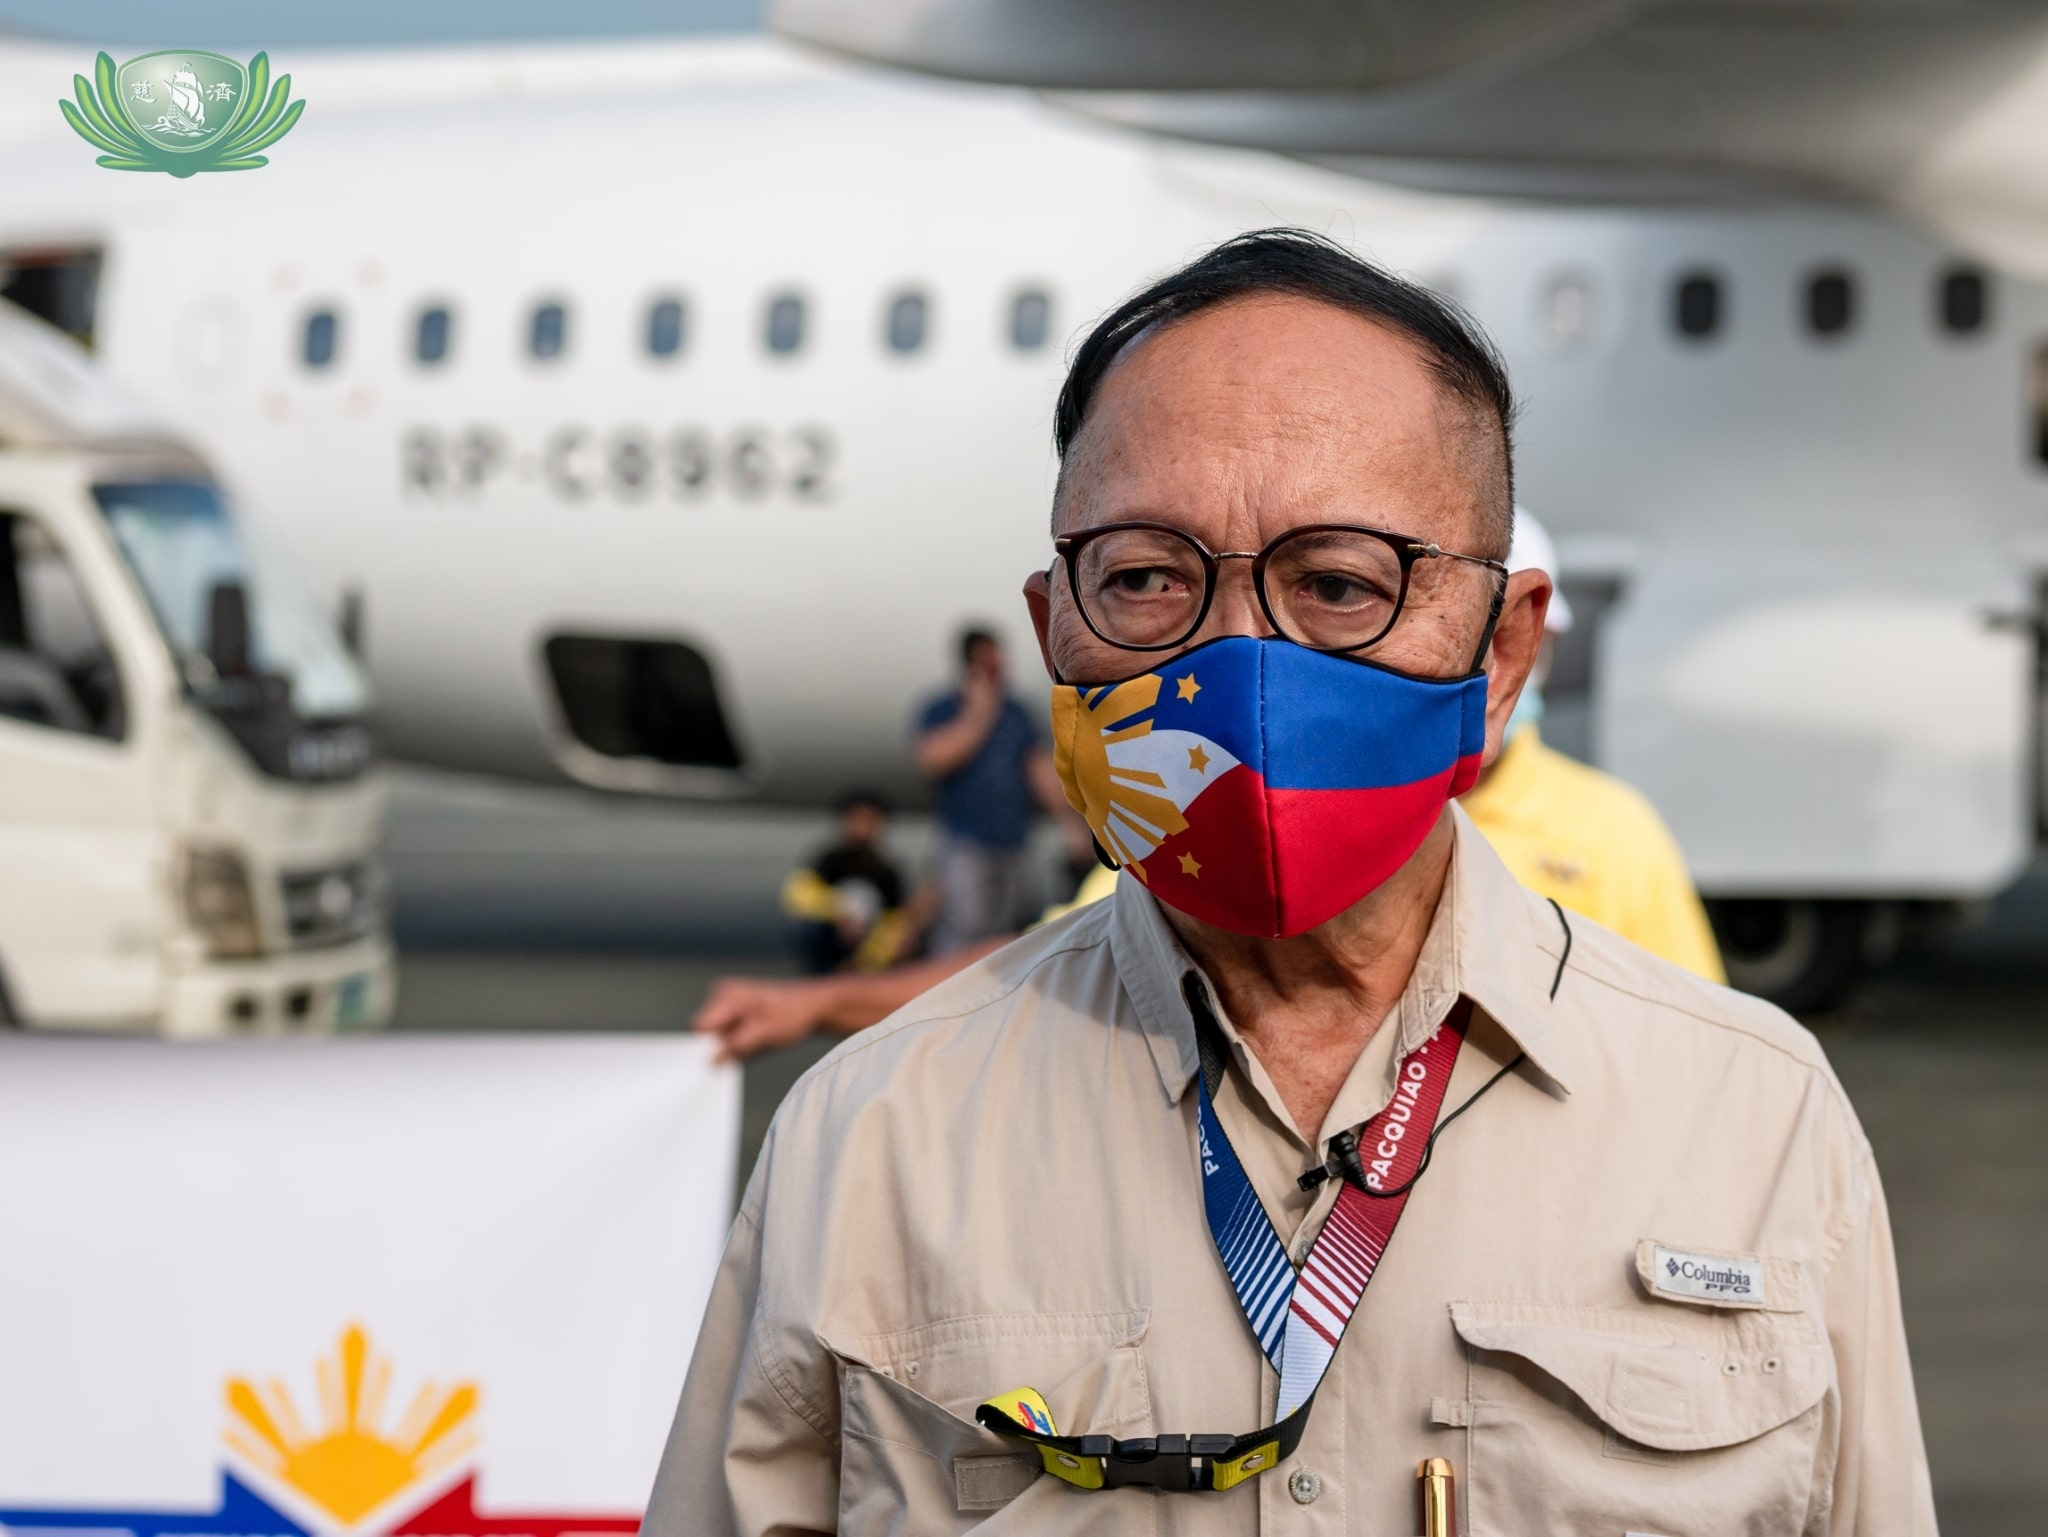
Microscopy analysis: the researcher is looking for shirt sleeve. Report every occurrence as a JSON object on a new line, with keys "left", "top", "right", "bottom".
{"left": 915, "top": 692, "right": 959, "bottom": 737}
{"left": 1816, "top": 1143, "right": 1938, "bottom": 1535}
{"left": 642, "top": 1200, "right": 840, "bottom": 1537}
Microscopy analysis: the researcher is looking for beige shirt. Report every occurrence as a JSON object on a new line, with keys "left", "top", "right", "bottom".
{"left": 647, "top": 808, "right": 1935, "bottom": 1536}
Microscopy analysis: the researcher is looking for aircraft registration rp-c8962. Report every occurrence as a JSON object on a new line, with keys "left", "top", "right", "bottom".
{"left": 4, "top": 33, "right": 2048, "bottom": 1007}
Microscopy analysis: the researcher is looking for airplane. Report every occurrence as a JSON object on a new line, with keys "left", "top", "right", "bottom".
{"left": 1, "top": 29, "right": 2046, "bottom": 1007}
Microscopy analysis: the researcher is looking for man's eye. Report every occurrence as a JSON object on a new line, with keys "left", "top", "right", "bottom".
{"left": 1302, "top": 572, "right": 1384, "bottom": 607}
{"left": 1106, "top": 567, "right": 1182, "bottom": 597}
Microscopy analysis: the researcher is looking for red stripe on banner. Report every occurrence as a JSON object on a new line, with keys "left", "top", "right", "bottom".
{"left": 389, "top": 1477, "right": 641, "bottom": 1536}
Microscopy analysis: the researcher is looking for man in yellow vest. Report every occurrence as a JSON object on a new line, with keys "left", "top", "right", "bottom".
{"left": 1458, "top": 511, "right": 1724, "bottom": 982}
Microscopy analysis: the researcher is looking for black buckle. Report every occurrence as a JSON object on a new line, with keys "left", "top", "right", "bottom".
{"left": 1077, "top": 1433, "right": 1240, "bottom": 1491}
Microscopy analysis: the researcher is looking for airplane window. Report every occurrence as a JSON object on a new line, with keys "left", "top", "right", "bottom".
{"left": 1940, "top": 266, "right": 1989, "bottom": 335}
{"left": 765, "top": 293, "right": 805, "bottom": 355}
{"left": 647, "top": 297, "right": 687, "bottom": 358}
{"left": 415, "top": 305, "right": 451, "bottom": 365}
{"left": 1672, "top": 273, "right": 1722, "bottom": 340}
{"left": 1538, "top": 271, "right": 1598, "bottom": 349}
{"left": 1010, "top": 289, "right": 1052, "bottom": 351}
{"left": 1805, "top": 269, "right": 1855, "bottom": 337}
{"left": 529, "top": 301, "right": 568, "bottom": 360}
{"left": 302, "top": 308, "right": 339, "bottom": 369}
{"left": 886, "top": 291, "right": 928, "bottom": 354}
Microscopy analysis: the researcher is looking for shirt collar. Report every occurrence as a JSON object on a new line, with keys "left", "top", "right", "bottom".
{"left": 1108, "top": 804, "right": 1580, "bottom": 1110}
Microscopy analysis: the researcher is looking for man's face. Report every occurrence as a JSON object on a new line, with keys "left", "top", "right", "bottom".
{"left": 965, "top": 638, "right": 1006, "bottom": 684}
{"left": 839, "top": 804, "right": 884, "bottom": 848}
{"left": 1025, "top": 295, "right": 1548, "bottom": 761}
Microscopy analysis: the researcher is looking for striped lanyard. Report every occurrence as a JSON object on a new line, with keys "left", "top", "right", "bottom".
{"left": 1190, "top": 977, "right": 1468, "bottom": 1421}
{"left": 976, "top": 981, "right": 1472, "bottom": 1492}
{"left": 979, "top": 927, "right": 1555, "bottom": 1493}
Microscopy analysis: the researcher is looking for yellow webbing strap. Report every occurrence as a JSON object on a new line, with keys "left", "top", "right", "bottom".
{"left": 975, "top": 1387, "right": 1304, "bottom": 1493}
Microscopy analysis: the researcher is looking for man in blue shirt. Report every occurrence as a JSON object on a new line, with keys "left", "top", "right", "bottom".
{"left": 914, "top": 626, "right": 1066, "bottom": 951}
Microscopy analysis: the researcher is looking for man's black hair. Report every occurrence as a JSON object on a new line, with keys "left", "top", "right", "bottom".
{"left": 1053, "top": 228, "right": 1516, "bottom": 554}
{"left": 835, "top": 787, "right": 890, "bottom": 817}
{"left": 957, "top": 625, "right": 1001, "bottom": 667}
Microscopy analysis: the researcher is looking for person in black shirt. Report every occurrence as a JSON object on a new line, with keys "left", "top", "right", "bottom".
{"left": 781, "top": 790, "right": 913, "bottom": 975}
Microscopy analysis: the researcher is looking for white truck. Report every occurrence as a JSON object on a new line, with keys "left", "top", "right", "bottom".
{"left": 0, "top": 298, "right": 392, "bottom": 1036}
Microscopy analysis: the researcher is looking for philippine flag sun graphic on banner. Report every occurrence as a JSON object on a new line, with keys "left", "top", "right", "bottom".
{"left": 223, "top": 1325, "right": 481, "bottom": 1529}
{"left": 0, "top": 1036, "right": 741, "bottom": 1537}
{"left": 0, "top": 1324, "right": 645, "bottom": 1537}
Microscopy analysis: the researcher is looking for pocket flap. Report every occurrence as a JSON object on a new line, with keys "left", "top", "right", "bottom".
{"left": 1449, "top": 1300, "right": 1828, "bottom": 1452}
{"left": 830, "top": 1308, "right": 1151, "bottom": 1424}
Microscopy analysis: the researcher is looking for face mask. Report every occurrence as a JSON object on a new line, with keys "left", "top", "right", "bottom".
{"left": 1051, "top": 635, "right": 1488, "bottom": 938}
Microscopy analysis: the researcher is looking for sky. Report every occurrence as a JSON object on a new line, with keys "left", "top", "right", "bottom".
{"left": 0, "top": 0, "right": 760, "bottom": 47}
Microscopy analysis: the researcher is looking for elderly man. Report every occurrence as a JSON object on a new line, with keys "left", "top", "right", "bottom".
{"left": 647, "top": 231, "right": 1932, "bottom": 1534}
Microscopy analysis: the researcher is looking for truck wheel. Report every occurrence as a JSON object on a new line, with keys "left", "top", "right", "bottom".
{"left": 1706, "top": 899, "right": 1866, "bottom": 1015}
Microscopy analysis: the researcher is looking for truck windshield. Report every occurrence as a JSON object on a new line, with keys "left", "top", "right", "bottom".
{"left": 92, "top": 480, "right": 367, "bottom": 718}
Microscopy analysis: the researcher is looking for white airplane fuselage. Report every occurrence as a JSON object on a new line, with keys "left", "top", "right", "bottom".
{"left": 3, "top": 37, "right": 2046, "bottom": 899}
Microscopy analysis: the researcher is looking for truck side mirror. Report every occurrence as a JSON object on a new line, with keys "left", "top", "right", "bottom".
{"left": 207, "top": 580, "right": 251, "bottom": 677}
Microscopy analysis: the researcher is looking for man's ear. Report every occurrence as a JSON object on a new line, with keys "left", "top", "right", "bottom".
{"left": 1480, "top": 569, "right": 1551, "bottom": 765}
{"left": 1023, "top": 569, "right": 1057, "bottom": 680}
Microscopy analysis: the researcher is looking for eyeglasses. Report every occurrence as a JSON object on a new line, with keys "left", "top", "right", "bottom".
{"left": 1053, "top": 520, "right": 1509, "bottom": 659}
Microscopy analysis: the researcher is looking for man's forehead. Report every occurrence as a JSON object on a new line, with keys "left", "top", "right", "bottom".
{"left": 1058, "top": 294, "right": 1479, "bottom": 531}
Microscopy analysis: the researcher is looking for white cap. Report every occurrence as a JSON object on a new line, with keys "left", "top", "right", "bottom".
{"left": 1508, "top": 505, "right": 1573, "bottom": 633}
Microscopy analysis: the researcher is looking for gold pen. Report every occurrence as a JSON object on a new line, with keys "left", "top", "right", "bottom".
{"left": 1417, "top": 1456, "right": 1456, "bottom": 1537}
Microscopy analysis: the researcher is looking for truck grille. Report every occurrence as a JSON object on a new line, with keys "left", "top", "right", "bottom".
{"left": 279, "top": 861, "right": 381, "bottom": 948}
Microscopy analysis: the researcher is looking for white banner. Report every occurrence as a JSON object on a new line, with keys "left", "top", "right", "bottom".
{"left": 0, "top": 1034, "right": 740, "bottom": 1536}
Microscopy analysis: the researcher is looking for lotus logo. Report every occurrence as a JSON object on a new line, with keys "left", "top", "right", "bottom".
{"left": 60, "top": 50, "right": 304, "bottom": 176}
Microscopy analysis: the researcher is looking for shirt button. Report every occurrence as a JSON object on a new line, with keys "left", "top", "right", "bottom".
{"left": 1288, "top": 1468, "right": 1322, "bottom": 1505}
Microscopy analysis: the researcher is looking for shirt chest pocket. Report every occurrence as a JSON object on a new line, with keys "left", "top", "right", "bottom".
{"left": 824, "top": 1309, "right": 1157, "bottom": 1537}
{"left": 1449, "top": 1299, "right": 1830, "bottom": 1537}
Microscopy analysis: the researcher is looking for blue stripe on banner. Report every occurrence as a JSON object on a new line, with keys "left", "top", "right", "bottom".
{"left": 1196, "top": 1081, "right": 1292, "bottom": 1370}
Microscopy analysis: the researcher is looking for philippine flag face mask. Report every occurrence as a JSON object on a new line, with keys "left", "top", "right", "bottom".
{"left": 1051, "top": 635, "right": 1488, "bottom": 938}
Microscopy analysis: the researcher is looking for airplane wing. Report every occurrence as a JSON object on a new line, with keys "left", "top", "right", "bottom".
{"left": 771, "top": 0, "right": 2048, "bottom": 270}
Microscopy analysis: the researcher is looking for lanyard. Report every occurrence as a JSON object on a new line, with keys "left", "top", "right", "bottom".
{"left": 1197, "top": 986, "right": 1468, "bottom": 1424}
{"left": 977, "top": 976, "right": 1469, "bottom": 1493}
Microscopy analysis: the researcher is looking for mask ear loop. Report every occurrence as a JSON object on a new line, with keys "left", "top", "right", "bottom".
{"left": 1462, "top": 565, "right": 1510, "bottom": 675}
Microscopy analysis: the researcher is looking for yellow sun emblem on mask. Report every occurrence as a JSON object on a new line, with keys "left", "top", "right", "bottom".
{"left": 223, "top": 1324, "right": 478, "bottom": 1526}
{"left": 1052, "top": 674, "right": 1189, "bottom": 880}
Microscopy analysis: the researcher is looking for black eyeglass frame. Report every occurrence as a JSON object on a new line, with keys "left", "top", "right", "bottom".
{"left": 1052, "top": 520, "right": 1511, "bottom": 673}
